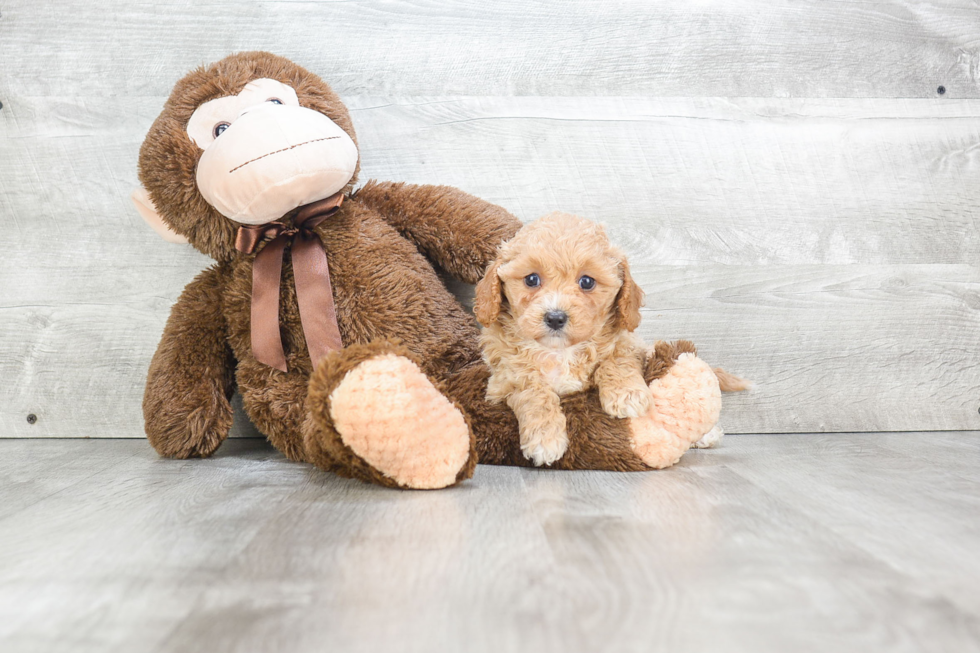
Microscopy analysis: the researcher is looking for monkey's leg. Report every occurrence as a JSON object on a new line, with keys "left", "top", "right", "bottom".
{"left": 236, "top": 366, "right": 311, "bottom": 463}
{"left": 628, "top": 341, "right": 722, "bottom": 469}
{"left": 303, "top": 340, "right": 477, "bottom": 489}
{"left": 440, "top": 362, "right": 653, "bottom": 472}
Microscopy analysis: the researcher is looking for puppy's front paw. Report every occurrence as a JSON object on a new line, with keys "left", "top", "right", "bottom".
{"left": 600, "top": 384, "right": 652, "bottom": 419}
{"left": 520, "top": 420, "right": 569, "bottom": 466}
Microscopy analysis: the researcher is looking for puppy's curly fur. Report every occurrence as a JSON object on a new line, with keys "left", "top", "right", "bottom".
{"left": 475, "top": 212, "right": 651, "bottom": 466}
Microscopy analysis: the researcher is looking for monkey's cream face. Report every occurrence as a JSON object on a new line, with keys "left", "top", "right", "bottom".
{"left": 186, "top": 78, "right": 358, "bottom": 225}
{"left": 497, "top": 245, "right": 623, "bottom": 350}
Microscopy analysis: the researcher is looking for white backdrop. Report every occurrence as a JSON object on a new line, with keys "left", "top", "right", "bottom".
{"left": 1, "top": 0, "right": 978, "bottom": 438}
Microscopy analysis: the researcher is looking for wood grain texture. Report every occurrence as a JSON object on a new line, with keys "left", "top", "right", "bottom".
{"left": 7, "top": 96, "right": 980, "bottom": 269}
{"left": 1, "top": 0, "right": 979, "bottom": 98}
{"left": 350, "top": 97, "right": 980, "bottom": 265}
{"left": 2, "top": 94, "right": 979, "bottom": 436}
{"left": 3, "top": 1, "right": 980, "bottom": 438}
{"left": 640, "top": 263, "right": 980, "bottom": 433}
{"left": 1, "top": 435, "right": 980, "bottom": 653}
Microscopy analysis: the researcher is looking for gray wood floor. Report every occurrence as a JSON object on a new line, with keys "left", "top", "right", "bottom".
{"left": 1, "top": 433, "right": 979, "bottom": 653}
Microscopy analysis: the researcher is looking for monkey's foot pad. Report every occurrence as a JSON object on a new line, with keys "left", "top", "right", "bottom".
{"left": 329, "top": 354, "right": 471, "bottom": 489}
{"left": 630, "top": 352, "right": 723, "bottom": 469}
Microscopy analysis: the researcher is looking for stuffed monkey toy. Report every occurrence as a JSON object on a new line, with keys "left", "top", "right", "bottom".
{"left": 134, "top": 51, "right": 728, "bottom": 489}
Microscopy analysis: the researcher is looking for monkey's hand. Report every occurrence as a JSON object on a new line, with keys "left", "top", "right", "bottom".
{"left": 143, "top": 265, "right": 236, "bottom": 458}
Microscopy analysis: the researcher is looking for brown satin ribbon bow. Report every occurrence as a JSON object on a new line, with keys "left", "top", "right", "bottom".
{"left": 234, "top": 192, "right": 345, "bottom": 372}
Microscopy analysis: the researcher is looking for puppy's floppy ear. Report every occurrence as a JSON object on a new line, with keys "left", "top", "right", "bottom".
{"left": 614, "top": 257, "right": 644, "bottom": 332}
{"left": 475, "top": 260, "right": 504, "bottom": 326}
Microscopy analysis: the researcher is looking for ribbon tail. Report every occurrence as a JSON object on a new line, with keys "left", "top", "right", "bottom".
{"left": 251, "top": 238, "right": 289, "bottom": 372}
{"left": 292, "top": 237, "right": 343, "bottom": 369}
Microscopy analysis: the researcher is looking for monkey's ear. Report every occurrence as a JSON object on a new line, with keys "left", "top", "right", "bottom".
{"left": 615, "top": 256, "right": 644, "bottom": 332}
{"left": 131, "top": 187, "right": 189, "bottom": 244}
{"left": 474, "top": 260, "right": 504, "bottom": 326}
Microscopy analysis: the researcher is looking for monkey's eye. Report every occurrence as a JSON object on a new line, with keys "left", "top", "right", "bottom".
{"left": 213, "top": 122, "right": 231, "bottom": 138}
{"left": 524, "top": 273, "right": 541, "bottom": 288}
{"left": 578, "top": 275, "right": 596, "bottom": 291}
{"left": 267, "top": 98, "right": 283, "bottom": 105}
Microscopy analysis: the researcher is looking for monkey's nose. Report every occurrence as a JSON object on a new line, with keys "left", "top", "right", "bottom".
{"left": 544, "top": 310, "right": 568, "bottom": 331}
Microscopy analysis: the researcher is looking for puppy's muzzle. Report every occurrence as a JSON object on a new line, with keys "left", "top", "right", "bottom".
{"left": 544, "top": 310, "right": 568, "bottom": 332}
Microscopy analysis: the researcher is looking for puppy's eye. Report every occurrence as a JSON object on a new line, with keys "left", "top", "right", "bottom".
{"left": 578, "top": 275, "right": 596, "bottom": 291}
{"left": 524, "top": 273, "right": 541, "bottom": 288}
{"left": 213, "top": 122, "right": 231, "bottom": 138}
{"left": 267, "top": 98, "right": 283, "bottom": 105}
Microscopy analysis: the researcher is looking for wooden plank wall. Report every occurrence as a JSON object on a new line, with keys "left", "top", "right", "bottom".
{"left": 1, "top": 0, "right": 978, "bottom": 438}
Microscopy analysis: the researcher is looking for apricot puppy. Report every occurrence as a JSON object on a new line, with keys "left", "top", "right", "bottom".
{"left": 475, "top": 212, "right": 649, "bottom": 466}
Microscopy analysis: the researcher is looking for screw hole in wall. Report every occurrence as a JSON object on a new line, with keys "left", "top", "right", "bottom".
{"left": 26, "top": 414, "right": 37, "bottom": 425}
{"left": 937, "top": 86, "right": 946, "bottom": 95}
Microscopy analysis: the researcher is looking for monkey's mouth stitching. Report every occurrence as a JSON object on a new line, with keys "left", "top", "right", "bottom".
{"left": 229, "top": 136, "right": 342, "bottom": 173}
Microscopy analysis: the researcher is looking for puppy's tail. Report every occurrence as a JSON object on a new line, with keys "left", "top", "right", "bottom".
{"left": 714, "top": 367, "right": 752, "bottom": 392}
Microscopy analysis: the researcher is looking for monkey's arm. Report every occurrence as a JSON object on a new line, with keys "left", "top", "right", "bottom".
{"left": 143, "top": 264, "right": 236, "bottom": 458}
{"left": 355, "top": 181, "right": 522, "bottom": 284}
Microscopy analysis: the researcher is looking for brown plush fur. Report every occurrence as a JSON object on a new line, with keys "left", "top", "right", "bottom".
{"left": 142, "top": 266, "right": 236, "bottom": 458}
{"left": 645, "top": 340, "right": 698, "bottom": 384}
{"left": 140, "top": 51, "right": 710, "bottom": 486}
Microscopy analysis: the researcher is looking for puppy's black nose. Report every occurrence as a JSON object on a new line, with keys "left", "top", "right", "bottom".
{"left": 544, "top": 310, "right": 568, "bottom": 331}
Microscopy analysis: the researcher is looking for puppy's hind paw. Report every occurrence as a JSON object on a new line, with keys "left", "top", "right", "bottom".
{"left": 692, "top": 425, "right": 724, "bottom": 449}
{"left": 601, "top": 386, "right": 652, "bottom": 419}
